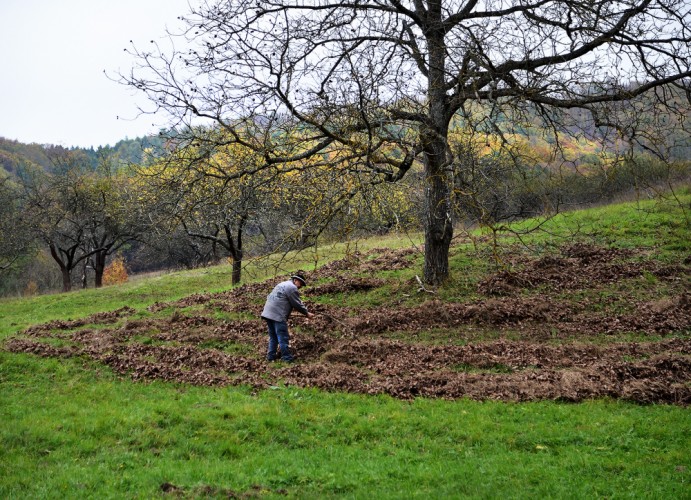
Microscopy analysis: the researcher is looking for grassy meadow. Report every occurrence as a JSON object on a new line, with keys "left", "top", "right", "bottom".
{"left": 1, "top": 192, "right": 690, "bottom": 498}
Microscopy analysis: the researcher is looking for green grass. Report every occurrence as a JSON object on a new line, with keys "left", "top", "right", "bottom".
{"left": 1, "top": 352, "right": 689, "bottom": 499}
{"left": 510, "top": 190, "right": 691, "bottom": 258}
{"left": 1, "top": 194, "right": 690, "bottom": 498}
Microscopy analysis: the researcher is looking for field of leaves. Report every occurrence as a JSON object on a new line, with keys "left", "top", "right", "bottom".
{"left": 8, "top": 243, "right": 690, "bottom": 405}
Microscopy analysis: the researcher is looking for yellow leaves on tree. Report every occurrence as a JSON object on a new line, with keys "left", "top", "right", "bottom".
{"left": 103, "top": 256, "right": 129, "bottom": 286}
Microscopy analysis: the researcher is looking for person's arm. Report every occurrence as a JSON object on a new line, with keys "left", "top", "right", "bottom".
{"left": 286, "top": 286, "right": 309, "bottom": 316}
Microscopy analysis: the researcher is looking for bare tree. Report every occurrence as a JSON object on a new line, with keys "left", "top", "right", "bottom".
{"left": 18, "top": 158, "right": 92, "bottom": 292}
{"left": 85, "top": 160, "right": 148, "bottom": 288}
{"left": 124, "top": 0, "right": 690, "bottom": 284}
{"left": 0, "top": 174, "right": 34, "bottom": 272}
{"left": 153, "top": 143, "right": 273, "bottom": 285}
{"left": 18, "top": 151, "right": 145, "bottom": 291}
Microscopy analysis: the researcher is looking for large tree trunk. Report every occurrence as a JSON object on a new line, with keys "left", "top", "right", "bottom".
{"left": 422, "top": 130, "right": 454, "bottom": 286}
{"left": 422, "top": 8, "right": 453, "bottom": 286}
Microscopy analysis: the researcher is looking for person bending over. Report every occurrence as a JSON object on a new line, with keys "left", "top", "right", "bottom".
{"left": 260, "top": 271, "right": 314, "bottom": 362}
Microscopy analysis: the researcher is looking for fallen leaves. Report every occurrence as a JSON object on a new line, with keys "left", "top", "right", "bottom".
{"left": 6, "top": 245, "right": 690, "bottom": 405}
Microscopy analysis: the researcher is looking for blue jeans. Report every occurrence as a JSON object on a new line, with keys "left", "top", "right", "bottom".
{"left": 265, "top": 319, "right": 293, "bottom": 361}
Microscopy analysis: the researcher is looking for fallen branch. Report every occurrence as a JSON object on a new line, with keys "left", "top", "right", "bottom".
{"left": 415, "top": 275, "right": 437, "bottom": 294}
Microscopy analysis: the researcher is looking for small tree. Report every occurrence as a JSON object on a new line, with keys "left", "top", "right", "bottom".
{"left": 18, "top": 152, "right": 94, "bottom": 292}
{"left": 137, "top": 134, "right": 277, "bottom": 285}
{"left": 83, "top": 157, "right": 147, "bottom": 288}
{"left": 102, "top": 256, "right": 129, "bottom": 285}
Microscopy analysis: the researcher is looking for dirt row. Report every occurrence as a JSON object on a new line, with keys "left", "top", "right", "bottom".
{"left": 6, "top": 323, "right": 690, "bottom": 404}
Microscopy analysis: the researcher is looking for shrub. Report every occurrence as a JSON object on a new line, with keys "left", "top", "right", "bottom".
{"left": 23, "top": 280, "right": 38, "bottom": 297}
{"left": 103, "top": 256, "right": 129, "bottom": 285}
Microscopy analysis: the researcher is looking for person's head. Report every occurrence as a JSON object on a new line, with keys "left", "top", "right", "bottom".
{"left": 291, "top": 271, "right": 307, "bottom": 288}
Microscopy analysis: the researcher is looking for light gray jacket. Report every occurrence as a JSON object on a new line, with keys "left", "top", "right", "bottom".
{"left": 260, "top": 280, "right": 309, "bottom": 322}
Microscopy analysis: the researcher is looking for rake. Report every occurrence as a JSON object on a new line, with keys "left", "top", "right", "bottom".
{"left": 314, "top": 311, "right": 354, "bottom": 335}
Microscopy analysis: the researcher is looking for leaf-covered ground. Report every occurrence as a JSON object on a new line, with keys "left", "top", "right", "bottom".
{"left": 7, "top": 245, "right": 690, "bottom": 405}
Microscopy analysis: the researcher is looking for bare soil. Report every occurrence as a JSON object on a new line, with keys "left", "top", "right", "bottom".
{"left": 7, "top": 245, "right": 690, "bottom": 405}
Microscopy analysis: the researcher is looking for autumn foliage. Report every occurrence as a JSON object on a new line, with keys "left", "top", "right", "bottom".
{"left": 103, "top": 256, "right": 129, "bottom": 286}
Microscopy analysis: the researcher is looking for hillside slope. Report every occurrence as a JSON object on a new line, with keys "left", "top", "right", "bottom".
{"left": 5, "top": 196, "right": 690, "bottom": 405}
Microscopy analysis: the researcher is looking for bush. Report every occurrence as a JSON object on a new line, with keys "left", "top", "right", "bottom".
{"left": 103, "top": 257, "right": 129, "bottom": 285}
{"left": 23, "top": 281, "right": 38, "bottom": 297}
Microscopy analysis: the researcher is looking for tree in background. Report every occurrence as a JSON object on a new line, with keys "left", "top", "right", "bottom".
{"left": 0, "top": 174, "right": 34, "bottom": 272}
{"left": 84, "top": 155, "right": 149, "bottom": 288}
{"left": 17, "top": 150, "right": 146, "bottom": 291}
{"left": 138, "top": 134, "right": 277, "bottom": 285}
{"left": 124, "top": 0, "right": 690, "bottom": 284}
{"left": 18, "top": 151, "right": 92, "bottom": 291}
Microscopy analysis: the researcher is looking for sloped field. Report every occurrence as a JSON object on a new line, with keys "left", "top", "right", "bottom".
{"left": 8, "top": 245, "right": 690, "bottom": 404}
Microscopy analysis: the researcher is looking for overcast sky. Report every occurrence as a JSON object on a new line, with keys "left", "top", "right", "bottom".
{"left": 0, "top": 0, "right": 194, "bottom": 148}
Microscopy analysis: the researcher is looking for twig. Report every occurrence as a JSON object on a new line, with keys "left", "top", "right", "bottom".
{"left": 415, "top": 275, "right": 437, "bottom": 294}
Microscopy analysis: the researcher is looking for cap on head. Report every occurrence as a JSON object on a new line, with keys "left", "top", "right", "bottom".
{"left": 291, "top": 271, "right": 307, "bottom": 286}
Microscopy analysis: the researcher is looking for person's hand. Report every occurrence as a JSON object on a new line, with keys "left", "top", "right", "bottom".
{"left": 307, "top": 312, "right": 315, "bottom": 319}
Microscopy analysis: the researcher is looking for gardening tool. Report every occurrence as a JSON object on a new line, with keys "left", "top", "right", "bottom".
{"left": 314, "top": 311, "right": 353, "bottom": 335}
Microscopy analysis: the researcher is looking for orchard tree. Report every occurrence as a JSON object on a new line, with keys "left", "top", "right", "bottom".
{"left": 19, "top": 151, "right": 145, "bottom": 291}
{"left": 18, "top": 157, "right": 93, "bottom": 292}
{"left": 0, "top": 174, "right": 34, "bottom": 272}
{"left": 124, "top": 0, "right": 690, "bottom": 284}
{"left": 84, "top": 159, "right": 148, "bottom": 288}
{"left": 137, "top": 130, "right": 399, "bottom": 285}
{"left": 140, "top": 137, "right": 278, "bottom": 285}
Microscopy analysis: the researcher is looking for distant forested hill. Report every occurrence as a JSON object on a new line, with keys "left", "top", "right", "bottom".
{"left": 0, "top": 138, "right": 53, "bottom": 174}
{"left": 0, "top": 134, "right": 167, "bottom": 175}
{"left": 82, "top": 134, "right": 168, "bottom": 167}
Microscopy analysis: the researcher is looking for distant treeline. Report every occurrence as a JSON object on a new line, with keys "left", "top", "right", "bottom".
{"left": 0, "top": 124, "right": 689, "bottom": 297}
{"left": 0, "top": 134, "right": 168, "bottom": 175}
